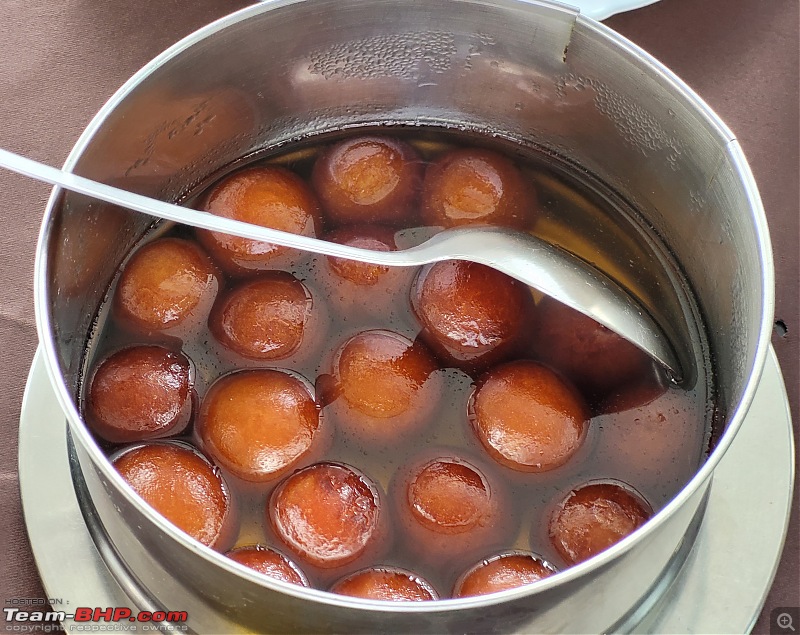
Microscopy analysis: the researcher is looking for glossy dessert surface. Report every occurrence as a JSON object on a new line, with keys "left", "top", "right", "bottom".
{"left": 82, "top": 129, "right": 712, "bottom": 600}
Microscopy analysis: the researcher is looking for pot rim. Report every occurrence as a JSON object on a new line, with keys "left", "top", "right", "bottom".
{"left": 32, "top": 0, "right": 775, "bottom": 611}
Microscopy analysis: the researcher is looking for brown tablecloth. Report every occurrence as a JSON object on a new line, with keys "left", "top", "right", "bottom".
{"left": 1, "top": 1, "right": 796, "bottom": 633}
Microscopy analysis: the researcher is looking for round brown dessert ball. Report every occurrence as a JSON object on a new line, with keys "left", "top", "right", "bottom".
{"left": 329, "top": 330, "right": 440, "bottom": 443}
{"left": 598, "top": 363, "right": 669, "bottom": 412}
{"left": 312, "top": 136, "right": 422, "bottom": 226}
{"left": 470, "top": 360, "right": 589, "bottom": 473}
{"left": 86, "top": 346, "right": 193, "bottom": 444}
{"left": 314, "top": 225, "right": 413, "bottom": 321}
{"left": 532, "top": 296, "right": 654, "bottom": 404}
{"left": 453, "top": 551, "right": 557, "bottom": 598}
{"left": 197, "top": 166, "right": 322, "bottom": 276}
{"left": 225, "top": 545, "right": 309, "bottom": 587}
{"left": 549, "top": 481, "right": 652, "bottom": 566}
{"left": 594, "top": 383, "right": 704, "bottom": 488}
{"left": 323, "top": 226, "right": 397, "bottom": 286}
{"left": 330, "top": 567, "right": 438, "bottom": 601}
{"left": 113, "top": 441, "right": 234, "bottom": 549}
{"left": 209, "top": 272, "right": 323, "bottom": 363}
{"left": 412, "top": 260, "right": 534, "bottom": 373}
{"left": 421, "top": 147, "right": 536, "bottom": 229}
{"left": 198, "top": 370, "right": 322, "bottom": 482}
{"left": 113, "top": 237, "right": 220, "bottom": 336}
{"left": 394, "top": 454, "right": 511, "bottom": 565}
{"left": 407, "top": 458, "right": 495, "bottom": 533}
{"left": 269, "top": 462, "right": 385, "bottom": 570}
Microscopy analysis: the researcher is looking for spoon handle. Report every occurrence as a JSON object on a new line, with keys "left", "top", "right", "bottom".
{"left": 0, "top": 147, "right": 681, "bottom": 378}
{"left": 0, "top": 148, "right": 409, "bottom": 266}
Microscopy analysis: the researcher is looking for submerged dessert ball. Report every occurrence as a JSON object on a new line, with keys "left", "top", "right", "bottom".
{"left": 330, "top": 330, "right": 440, "bottom": 441}
{"left": 269, "top": 462, "right": 384, "bottom": 569}
{"left": 532, "top": 296, "right": 653, "bottom": 403}
{"left": 470, "top": 360, "right": 589, "bottom": 472}
{"left": 114, "top": 237, "right": 220, "bottom": 335}
{"left": 407, "top": 458, "right": 493, "bottom": 533}
{"left": 197, "top": 166, "right": 322, "bottom": 275}
{"left": 86, "top": 345, "right": 193, "bottom": 444}
{"left": 226, "top": 545, "right": 309, "bottom": 587}
{"left": 421, "top": 147, "right": 536, "bottom": 229}
{"left": 198, "top": 370, "right": 321, "bottom": 482}
{"left": 395, "top": 455, "right": 510, "bottom": 564}
{"left": 312, "top": 136, "right": 422, "bottom": 226}
{"left": 549, "top": 481, "right": 652, "bottom": 566}
{"left": 453, "top": 552, "right": 557, "bottom": 598}
{"left": 412, "top": 260, "right": 533, "bottom": 372}
{"left": 330, "top": 567, "right": 437, "bottom": 601}
{"left": 324, "top": 226, "right": 398, "bottom": 286}
{"left": 113, "top": 442, "right": 233, "bottom": 549}
{"left": 86, "top": 132, "right": 708, "bottom": 601}
{"left": 315, "top": 225, "right": 413, "bottom": 321}
{"left": 209, "top": 272, "right": 315, "bottom": 361}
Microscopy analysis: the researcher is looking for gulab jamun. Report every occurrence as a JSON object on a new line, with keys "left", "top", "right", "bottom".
{"left": 86, "top": 133, "right": 709, "bottom": 599}
{"left": 549, "top": 481, "right": 652, "bottom": 566}
{"left": 208, "top": 272, "right": 323, "bottom": 362}
{"left": 113, "top": 237, "right": 220, "bottom": 336}
{"left": 113, "top": 441, "right": 234, "bottom": 549}
{"left": 329, "top": 330, "right": 440, "bottom": 443}
{"left": 531, "top": 296, "right": 654, "bottom": 404}
{"left": 420, "top": 147, "right": 536, "bottom": 229}
{"left": 198, "top": 370, "right": 322, "bottom": 482}
{"left": 269, "top": 462, "right": 385, "bottom": 569}
{"left": 86, "top": 345, "right": 193, "bottom": 444}
{"left": 330, "top": 567, "right": 438, "bottom": 601}
{"left": 314, "top": 225, "right": 414, "bottom": 321}
{"left": 470, "top": 360, "right": 589, "bottom": 473}
{"left": 196, "top": 166, "right": 322, "bottom": 276}
{"left": 453, "top": 551, "right": 557, "bottom": 598}
{"left": 312, "top": 136, "right": 422, "bottom": 226}
{"left": 412, "top": 260, "right": 534, "bottom": 373}
{"left": 394, "top": 454, "right": 510, "bottom": 565}
{"left": 225, "top": 545, "right": 309, "bottom": 587}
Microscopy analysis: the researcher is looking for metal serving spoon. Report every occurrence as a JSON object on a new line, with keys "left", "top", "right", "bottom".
{"left": 0, "top": 147, "right": 681, "bottom": 379}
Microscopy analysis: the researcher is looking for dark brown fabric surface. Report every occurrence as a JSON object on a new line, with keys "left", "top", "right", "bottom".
{"left": 0, "top": 1, "right": 796, "bottom": 633}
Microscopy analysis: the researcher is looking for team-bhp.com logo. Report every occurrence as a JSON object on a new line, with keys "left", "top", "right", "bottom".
{"left": 4, "top": 607, "right": 188, "bottom": 632}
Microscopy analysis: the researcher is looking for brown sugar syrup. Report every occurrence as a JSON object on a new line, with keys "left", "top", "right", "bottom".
{"left": 79, "top": 126, "right": 714, "bottom": 597}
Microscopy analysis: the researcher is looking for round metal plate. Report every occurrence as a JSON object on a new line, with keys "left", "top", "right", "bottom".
{"left": 18, "top": 346, "right": 794, "bottom": 633}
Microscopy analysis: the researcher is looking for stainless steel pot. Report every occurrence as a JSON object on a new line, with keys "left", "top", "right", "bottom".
{"left": 33, "top": 1, "right": 774, "bottom": 632}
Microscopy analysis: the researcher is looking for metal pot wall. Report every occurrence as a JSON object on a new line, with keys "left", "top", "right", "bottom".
{"left": 33, "top": 0, "right": 774, "bottom": 632}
